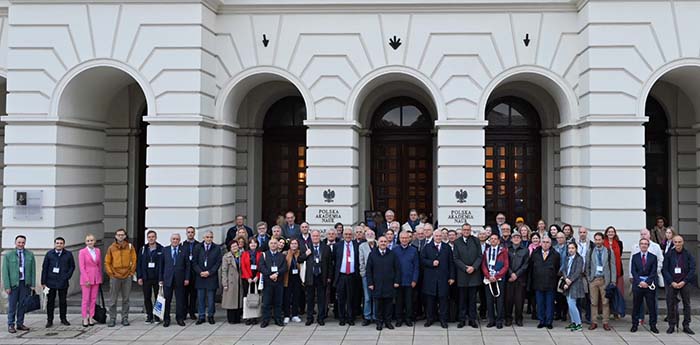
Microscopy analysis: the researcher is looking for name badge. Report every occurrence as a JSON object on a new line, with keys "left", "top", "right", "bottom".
{"left": 52, "top": 267, "right": 60, "bottom": 274}
{"left": 189, "top": 255, "right": 193, "bottom": 261}
{"left": 148, "top": 262, "right": 156, "bottom": 269}
{"left": 251, "top": 264, "right": 257, "bottom": 270}
{"left": 675, "top": 267, "right": 682, "bottom": 274}
{"left": 19, "top": 267, "right": 23, "bottom": 273}
{"left": 315, "top": 258, "right": 320, "bottom": 264}
{"left": 204, "top": 260, "right": 208, "bottom": 267}
{"left": 596, "top": 265, "right": 603, "bottom": 273}
{"left": 489, "top": 259, "right": 496, "bottom": 267}
{"left": 271, "top": 266, "right": 278, "bottom": 273}
{"left": 347, "top": 257, "right": 353, "bottom": 263}
{"left": 292, "top": 269, "right": 299, "bottom": 275}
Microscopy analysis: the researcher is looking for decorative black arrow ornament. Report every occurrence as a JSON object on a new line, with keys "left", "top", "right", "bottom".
{"left": 262, "top": 34, "right": 270, "bottom": 47}
{"left": 389, "top": 35, "right": 402, "bottom": 50}
{"left": 523, "top": 33, "right": 531, "bottom": 47}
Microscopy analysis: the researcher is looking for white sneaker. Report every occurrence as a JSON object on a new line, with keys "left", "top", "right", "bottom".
{"left": 291, "top": 316, "right": 302, "bottom": 323}
{"left": 283, "top": 317, "right": 290, "bottom": 324}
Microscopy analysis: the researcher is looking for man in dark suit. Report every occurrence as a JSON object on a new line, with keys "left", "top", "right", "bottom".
{"left": 323, "top": 228, "right": 339, "bottom": 319}
{"left": 529, "top": 236, "right": 560, "bottom": 329}
{"left": 421, "top": 226, "right": 455, "bottom": 328}
{"left": 334, "top": 227, "right": 360, "bottom": 325}
{"left": 259, "top": 237, "right": 288, "bottom": 328}
{"left": 182, "top": 226, "right": 200, "bottom": 320}
{"left": 282, "top": 211, "right": 301, "bottom": 239}
{"left": 41, "top": 237, "right": 75, "bottom": 328}
{"left": 630, "top": 238, "right": 658, "bottom": 333}
{"left": 298, "top": 222, "right": 312, "bottom": 251}
{"left": 375, "top": 209, "right": 395, "bottom": 238}
{"left": 453, "top": 223, "right": 482, "bottom": 328}
{"left": 366, "top": 236, "right": 401, "bottom": 330}
{"left": 160, "top": 233, "right": 191, "bottom": 327}
{"left": 505, "top": 232, "right": 529, "bottom": 327}
{"left": 137, "top": 231, "right": 164, "bottom": 324}
{"left": 255, "top": 222, "right": 271, "bottom": 252}
{"left": 490, "top": 213, "right": 506, "bottom": 237}
{"left": 192, "top": 230, "right": 222, "bottom": 325}
{"left": 304, "top": 230, "right": 332, "bottom": 326}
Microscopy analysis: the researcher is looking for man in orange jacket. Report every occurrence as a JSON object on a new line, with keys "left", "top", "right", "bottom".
{"left": 104, "top": 228, "right": 137, "bottom": 327}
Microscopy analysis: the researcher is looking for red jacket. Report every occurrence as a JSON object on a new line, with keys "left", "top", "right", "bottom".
{"left": 241, "top": 250, "right": 262, "bottom": 280}
{"left": 481, "top": 246, "right": 509, "bottom": 280}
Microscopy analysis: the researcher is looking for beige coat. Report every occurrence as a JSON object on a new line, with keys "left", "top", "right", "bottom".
{"left": 221, "top": 251, "right": 243, "bottom": 310}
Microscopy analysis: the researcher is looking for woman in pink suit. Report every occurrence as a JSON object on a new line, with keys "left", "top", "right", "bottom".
{"left": 79, "top": 234, "right": 102, "bottom": 327}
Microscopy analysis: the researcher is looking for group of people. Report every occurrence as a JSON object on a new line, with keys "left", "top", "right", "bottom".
{"left": 1, "top": 212, "right": 696, "bottom": 336}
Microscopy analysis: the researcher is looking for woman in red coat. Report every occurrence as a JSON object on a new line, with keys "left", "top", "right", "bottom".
{"left": 240, "top": 237, "right": 263, "bottom": 325}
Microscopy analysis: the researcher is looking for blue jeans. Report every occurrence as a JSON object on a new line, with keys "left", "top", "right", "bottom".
{"left": 566, "top": 296, "right": 581, "bottom": 325}
{"left": 7, "top": 282, "right": 29, "bottom": 326}
{"left": 197, "top": 289, "right": 216, "bottom": 319}
{"left": 536, "top": 290, "right": 554, "bottom": 325}
{"left": 362, "top": 276, "right": 376, "bottom": 320}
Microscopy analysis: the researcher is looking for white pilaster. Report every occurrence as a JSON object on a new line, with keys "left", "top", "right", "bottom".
{"left": 305, "top": 120, "right": 359, "bottom": 232}
{"left": 435, "top": 120, "right": 487, "bottom": 229}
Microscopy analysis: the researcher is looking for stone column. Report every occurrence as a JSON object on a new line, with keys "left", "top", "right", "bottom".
{"left": 559, "top": 117, "right": 647, "bottom": 244}
{"left": 144, "top": 116, "right": 236, "bottom": 243}
{"left": 305, "top": 121, "right": 359, "bottom": 232}
{"left": 435, "top": 120, "right": 487, "bottom": 229}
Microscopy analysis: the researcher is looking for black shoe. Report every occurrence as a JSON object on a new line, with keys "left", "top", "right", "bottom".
{"left": 515, "top": 320, "right": 523, "bottom": 327}
{"left": 440, "top": 322, "right": 448, "bottom": 329}
{"left": 318, "top": 320, "right": 325, "bottom": 326}
{"left": 457, "top": 321, "right": 465, "bottom": 328}
{"left": 177, "top": 320, "right": 186, "bottom": 326}
{"left": 60, "top": 319, "right": 70, "bottom": 326}
{"left": 190, "top": 314, "right": 197, "bottom": 320}
{"left": 195, "top": 319, "right": 205, "bottom": 325}
{"left": 260, "top": 320, "right": 269, "bottom": 328}
{"left": 469, "top": 321, "right": 478, "bottom": 328}
{"left": 45, "top": 321, "right": 53, "bottom": 328}
{"left": 340, "top": 320, "right": 346, "bottom": 326}
{"left": 424, "top": 321, "right": 432, "bottom": 327}
{"left": 306, "top": 319, "right": 314, "bottom": 326}
{"left": 630, "top": 324, "right": 638, "bottom": 332}
{"left": 146, "top": 317, "right": 154, "bottom": 324}
{"left": 208, "top": 317, "right": 215, "bottom": 325}
{"left": 275, "top": 320, "right": 284, "bottom": 327}
{"left": 505, "top": 320, "right": 512, "bottom": 327}
{"left": 405, "top": 320, "right": 413, "bottom": 327}
{"left": 348, "top": 320, "right": 355, "bottom": 326}
{"left": 486, "top": 322, "right": 496, "bottom": 328}
{"left": 396, "top": 321, "right": 403, "bottom": 327}
{"left": 163, "top": 320, "right": 170, "bottom": 327}
{"left": 386, "top": 322, "right": 394, "bottom": 330}
{"left": 537, "top": 323, "right": 544, "bottom": 329}
{"left": 362, "top": 319, "right": 372, "bottom": 326}
{"left": 376, "top": 323, "right": 383, "bottom": 331}
{"left": 497, "top": 323, "right": 503, "bottom": 329}
{"left": 546, "top": 324, "right": 553, "bottom": 329}
{"left": 683, "top": 327, "right": 695, "bottom": 335}
{"left": 650, "top": 325, "right": 659, "bottom": 334}
{"left": 667, "top": 326, "right": 675, "bottom": 334}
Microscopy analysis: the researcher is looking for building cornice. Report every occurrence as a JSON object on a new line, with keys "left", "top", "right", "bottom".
{"left": 9, "top": 0, "right": 223, "bottom": 12}
{"left": 219, "top": 0, "right": 579, "bottom": 14}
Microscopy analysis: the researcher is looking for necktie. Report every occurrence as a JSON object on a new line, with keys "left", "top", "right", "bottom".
{"left": 642, "top": 253, "right": 646, "bottom": 267}
{"left": 173, "top": 247, "right": 177, "bottom": 261}
{"left": 345, "top": 243, "right": 351, "bottom": 274}
{"left": 19, "top": 251, "right": 24, "bottom": 280}
{"left": 543, "top": 251, "right": 548, "bottom": 260}
{"left": 313, "top": 246, "right": 321, "bottom": 275}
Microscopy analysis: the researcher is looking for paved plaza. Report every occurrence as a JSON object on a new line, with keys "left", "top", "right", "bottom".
{"left": 0, "top": 313, "right": 698, "bottom": 345}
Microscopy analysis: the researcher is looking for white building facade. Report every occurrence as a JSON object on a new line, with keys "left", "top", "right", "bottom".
{"left": 0, "top": 0, "right": 699, "bottom": 283}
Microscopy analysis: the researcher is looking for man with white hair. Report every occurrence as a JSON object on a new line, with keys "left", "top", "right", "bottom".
{"left": 628, "top": 228, "right": 664, "bottom": 324}
{"left": 376, "top": 209, "right": 395, "bottom": 237}
{"left": 421, "top": 229, "right": 455, "bottom": 328}
{"left": 160, "top": 233, "right": 190, "bottom": 327}
{"left": 359, "top": 229, "right": 377, "bottom": 325}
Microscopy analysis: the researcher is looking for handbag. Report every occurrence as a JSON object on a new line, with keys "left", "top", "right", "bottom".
{"left": 21, "top": 288, "right": 41, "bottom": 313}
{"left": 152, "top": 286, "right": 165, "bottom": 319}
{"left": 93, "top": 286, "right": 107, "bottom": 324}
{"left": 242, "top": 284, "right": 261, "bottom": 319}
{"left": 557, "top": 276, "right": 567, "bottom": 293}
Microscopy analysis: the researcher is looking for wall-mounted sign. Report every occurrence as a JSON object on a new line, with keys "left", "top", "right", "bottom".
{"left": 14, "top": 190, "right": 43, "bottom": 220}
{"left": 323, "top": 189, "right": 335, "bottom": 203}
{"left": 315, "top": 208, "right": 342, "bottom": 224}
{"left": 455, "top": 189, "right": 468, "bottom": 203}
{"left": 447, "top": 209, "right": 473, "bottom": 224}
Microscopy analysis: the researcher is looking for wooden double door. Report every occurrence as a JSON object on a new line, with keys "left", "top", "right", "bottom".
{"left": 371, "top": 133, "right": 433, "bottom": 222}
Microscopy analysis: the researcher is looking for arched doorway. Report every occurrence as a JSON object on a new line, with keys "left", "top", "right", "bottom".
{"left": 370, "top": 97, "right": 433, "bottom": 221}
{"left": 644, "top": 97, "right": 670, "bottom": 228}
{"left": 261, "top": 96, "right": 307, "bottom": 225}
{"left": 485, "top": 96, "right": 542, "bottom": 224}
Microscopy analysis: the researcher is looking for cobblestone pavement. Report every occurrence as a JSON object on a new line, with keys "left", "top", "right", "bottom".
{"left": 0, "top": 313, "right": 698, "bottom": 345}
